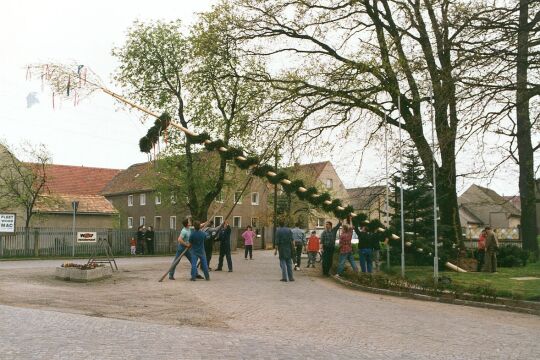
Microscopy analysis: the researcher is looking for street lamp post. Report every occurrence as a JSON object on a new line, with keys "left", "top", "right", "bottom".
{"left": 71, "top": 200, "right": 79, "bottom": 257}
{"left": 430, "top": 89, "right": 439, "bottom": 284}
{"left": 398, "top": 96, "right": 405, "bottom": 278}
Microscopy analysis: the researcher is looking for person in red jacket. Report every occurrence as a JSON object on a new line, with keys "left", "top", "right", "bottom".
{"left": 306, "top": 231, "right": 320, "bottom": 268}
{"left": 477, "top": 229, "right": 487, "bottom": 272}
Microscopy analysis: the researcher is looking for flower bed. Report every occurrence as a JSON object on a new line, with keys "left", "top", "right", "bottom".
{"left": 55, "top": 262, "right": 112, "bottom": 282}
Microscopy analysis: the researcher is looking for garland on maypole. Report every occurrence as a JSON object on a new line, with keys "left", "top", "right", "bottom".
{"left": 27, "top": 62, "right": 399, "bottom": 240}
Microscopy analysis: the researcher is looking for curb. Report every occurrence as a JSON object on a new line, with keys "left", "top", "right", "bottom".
{"left": 332, "top": 275, "right": 540, "bottom": 316}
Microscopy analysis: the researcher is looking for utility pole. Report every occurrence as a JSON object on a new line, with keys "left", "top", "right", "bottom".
{"left": 71, "top": 200, "right": 79, "bottom": 257}
{"left": 273, "top": 146, "right": 278, "bottom": 249}
{"left": 385, "top": 112, "right": 391, "bottom": 270}
{"left": 398, "top": 96, "right": 405, "bottom": 278}
{"left": 431, "top": 89, "right": 439, "bottom": 284}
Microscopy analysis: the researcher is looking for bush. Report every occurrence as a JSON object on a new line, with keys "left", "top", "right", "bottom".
{"left": 498, "top": 245, "right": 528, "bottom": 267}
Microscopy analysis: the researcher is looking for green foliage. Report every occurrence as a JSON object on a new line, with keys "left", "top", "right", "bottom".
{"left": 498, "top": 245, "right": 529, "bottom": 267}
{"left": 113, "top": 4, "right": 270, "bottom": 219}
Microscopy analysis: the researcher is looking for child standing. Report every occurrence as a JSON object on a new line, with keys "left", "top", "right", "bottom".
{"left": 306, "top": 231, "right": 320, "bottom": 268}
{"left": 242, "top": 225, "right": 256, "bottom": 260}
{"left": 130, "top": 237, "right": 136, "bottom": 255}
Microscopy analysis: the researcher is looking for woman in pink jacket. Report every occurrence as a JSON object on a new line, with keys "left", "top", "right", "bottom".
{"left": 242, "top": 225, "right": 256, "bottom": 260}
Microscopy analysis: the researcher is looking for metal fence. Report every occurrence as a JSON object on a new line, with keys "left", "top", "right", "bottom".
{"left": 0, "top": 227, "right": 181, "bottom": 258}
{"left": 462, "top": 226, "right": 522, "bottom": 249}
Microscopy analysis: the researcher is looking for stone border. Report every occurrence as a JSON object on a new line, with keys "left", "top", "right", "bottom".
{"left": 55, "top": 266, "right": 112, "bottom": 282}
{"left": 332, "top": 275, "right": 540, "bottom": 316}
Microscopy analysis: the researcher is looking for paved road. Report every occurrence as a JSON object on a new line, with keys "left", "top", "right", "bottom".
{"left": 1, "top": 251, "right": 539, "bottom": 359}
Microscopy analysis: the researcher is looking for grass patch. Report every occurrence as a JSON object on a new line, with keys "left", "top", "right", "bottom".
{"left": 392, "top": 262, "right": 540, "bottom": 301}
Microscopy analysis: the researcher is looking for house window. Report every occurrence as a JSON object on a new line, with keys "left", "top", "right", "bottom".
{"left": 234, "top": 191, "right": 243, "bottom": 204}
{"left": 325, "top": 179, "right": 333, "bottom": 189}
{"left": 140, "top": 216, "right": 146, "bottom": 226}
{"left": 140, "top": 193, "right": 146, "bottom": 206}
{"left": 251, "top": 217, "right": 258, "bottom": 228}
{"left": 233, "top": 216, "right": 241, "bottom": 228}
{"left": 214, "top": 216, "right": 223, "bottom": 227}
{"left": 128, "top": 195, "right": 133, "bottom": 207}
{"left": 216, "top": 191, "right": 224, "bottom": 203}
{"left": 251, "top": 192, "right": 259, "bottom": 205}
{"left": 127, "top": 217, "right": 133, "bottom": 229}
{"left": 317, "top": 218, "right": 325, "bottom": 228}
{"left": 170, "top": 216, "right": 177, "bottom": 230}
{"left": 154, "top": 216, "right": 162, "bottom": 230}
{"left": 155, "top": 193, "right": 161, "bottom": 205}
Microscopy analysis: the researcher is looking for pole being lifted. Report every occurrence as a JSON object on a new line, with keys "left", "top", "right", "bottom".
{"left": 27, "top": 62, "right": 378, "bottom": 221}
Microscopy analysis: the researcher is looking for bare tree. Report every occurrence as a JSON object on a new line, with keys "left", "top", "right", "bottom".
{"left": 232, "top": 0, "right": 498, "bottom": 243}
{"left": 0, "top": 142, "right": 54, "bottom": 242}
{"left": 464, "top": 0, "right": 540, "bottom": 254}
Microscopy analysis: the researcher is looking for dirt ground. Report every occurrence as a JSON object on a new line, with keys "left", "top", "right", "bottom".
{"left": 0, "top": 258, "right": 230, "bottom": 329}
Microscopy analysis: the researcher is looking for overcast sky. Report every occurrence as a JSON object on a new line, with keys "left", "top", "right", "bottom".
{"left": 0, "top": 0, "right": 524, "bottom": 197}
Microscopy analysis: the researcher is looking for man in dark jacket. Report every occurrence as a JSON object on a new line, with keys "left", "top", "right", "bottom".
{"left": 354, "top": 222, "right": 372, "bottom": 273}
{"left": 201, "top": 221, "right": 220, "bottom": 271}
{"left": 215, "top": 221, "right": 233, "bottom": 272}
{"left": 145, "top": 226, "right": 155, "bottom": 255}
{"left": 320, "top": 220, "right": 342, "bottom": 276}
{"left": 274, "top": 220, "right": 295, "bottom": 282}
{"left": 136, "top": 226, "right": 145, "bottom": 255}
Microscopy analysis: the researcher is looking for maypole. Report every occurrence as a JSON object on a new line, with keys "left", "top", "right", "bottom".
{"left": 27, "top": 62, "right": 401, "bottom": 237}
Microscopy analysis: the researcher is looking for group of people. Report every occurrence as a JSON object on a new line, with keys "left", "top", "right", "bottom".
{"left": 160, "top": 216, "right": 388, "bottom": 282}
{"left": 274, "top": 218, "right": 388, "bottom": 281}
{"left": 476, "top": 226, "right": 499, "bottom": 272}
{"left": 166, "top": 218, "right": 259, "bottom": 281}
{"left": 130, "top": 226, "right": 155, "bottom": 255}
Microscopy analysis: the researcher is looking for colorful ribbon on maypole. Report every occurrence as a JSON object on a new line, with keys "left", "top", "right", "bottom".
{"left": 26, "top": 62, "right": 399, "bottom": 238}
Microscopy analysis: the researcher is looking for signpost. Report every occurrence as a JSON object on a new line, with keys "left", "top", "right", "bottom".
{"left": 0, "top": 213, "right": 16, "bottom": 257}
{"left": 72, "top": 201, "right": 79, "bottom": 257}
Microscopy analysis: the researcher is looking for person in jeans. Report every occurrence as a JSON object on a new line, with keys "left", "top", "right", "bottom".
{"left": 306, "top": 231, "right": 320, "bottom": 268}
{"left": 242, "top": 225, "right": 256, "bottom": 260}
{"left": 336, "top": 224, "right": 359, "bottom": 276}
{"left": 274, "top": 220, "right": 294, "bottom": 282}
{"left": 476, "top": 229, "right": 487, "bottom": 272}
{"left": 169, "top": 218, "right": 203, "bottom": 280}
{"left": 189, "top": 220, "right": 210, "bottom": 281}
{"left": 291, "top": 223, "right": 306, "bottom": 270}
{"left": 320, "top": 220, "right": 342, "bottom": 276}
{"left": 354, "top": 222, "right": 372, "bottom": 273}
{"left": 215, "top": 221, "right": 233, "bottom": 272}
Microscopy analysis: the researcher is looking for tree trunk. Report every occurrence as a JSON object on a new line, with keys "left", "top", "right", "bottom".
{"left": 192, "top": 208, "right": 209, "bottom": 223}
{"left": 516, "top": 0, "right": 539, "bottom": 254}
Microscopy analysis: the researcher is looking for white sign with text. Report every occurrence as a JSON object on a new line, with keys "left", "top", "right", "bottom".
{"left": 77, "top": 232, "right": 97, "bottom": 243}
{"left": 0, "top": 213, "right": 16, "bottom": 233}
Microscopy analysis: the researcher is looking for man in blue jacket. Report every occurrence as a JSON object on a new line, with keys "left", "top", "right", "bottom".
{"left": 274, "top": 220, "right": 295, "bottom": 282}
{"left": 189, "top": 221, "right": 210, "bottom": 281}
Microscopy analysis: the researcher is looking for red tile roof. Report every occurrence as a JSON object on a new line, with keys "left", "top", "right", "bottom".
{"left": 40, "top": 164, "right": 121, "bottom": 195}
{"left": 34, "top": 194, "right": 117, "bottom": 214}
{"left": 101, "top": 162, "right": 154, "bottom": 195}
